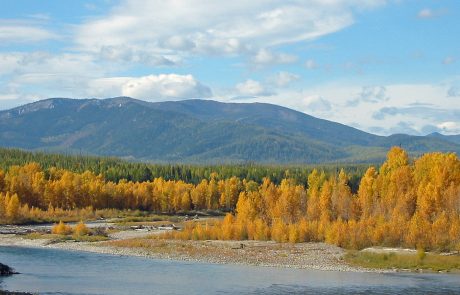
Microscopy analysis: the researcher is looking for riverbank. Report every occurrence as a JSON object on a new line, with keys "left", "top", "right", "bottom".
{"left": 0, "top": 232, "right": 371, "bottom": 272}
{"left": 345, "top": 250, "right": 460, "bottom": 273}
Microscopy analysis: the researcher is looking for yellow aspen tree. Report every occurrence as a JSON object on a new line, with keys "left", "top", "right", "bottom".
{"left": 0, "top": 170, "right": 5, "bottom": 192}
{"left": 253, "top": 218, "right": 270, "bottom": 241}
{"left": 271, "top": 219, "right": 288, "bottom": 242}
{"left": 333, "top": 169, "right": 353, "bottom": 221}
{"left": 52, "top": 220, "right": 72, "bottom": 235}
{"left": 180, "top": 191, "right": 192, "bottom": 211}
{"left": 74, "top": 221, "right": 90, "bottom": 237}
{"left": 220, "top": 213, "right": 234, "bottom": 240}
{"left": 191, "top": 179, "right": 208, "bottom": 210}
{"left": 431, "top": 212, "right": 450, "bottom": 251}
{"left": 207, "top": 173, "right": 219, "bottom": 209}
{"left": 319, "top": 180, "right": 333, "bottom": 222}
{"left": 0, "top": 193, "right": 6, "bottom": 220}
{"left": 405, "top": 213, "right": 431, "bottom": 249}
{"left": 357, "top": 167, "right": 377, "bottom": 218}
{"left": 6, "top": 193, "right": 20, "bottom": 221}
{"left": 449, "top": 216, "right": 460, "bottom": 251}
{"left": 288, "top": 224, "right": 299, "bottom": 243}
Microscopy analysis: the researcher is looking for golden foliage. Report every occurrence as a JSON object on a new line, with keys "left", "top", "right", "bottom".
{"left": 1, "top": 147, "right": 459, "bottom": 251}
{"left": 52, "top": 220, "right": 73, "bottom": 235}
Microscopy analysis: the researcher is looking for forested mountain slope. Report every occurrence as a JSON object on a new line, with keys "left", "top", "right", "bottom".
{"left": 0, "top": 97, "right": 458, "bottom": 163}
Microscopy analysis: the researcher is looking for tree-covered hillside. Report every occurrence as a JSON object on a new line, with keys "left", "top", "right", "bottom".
{"left": 0, "top": 97, "right": 458, "bottom": 163}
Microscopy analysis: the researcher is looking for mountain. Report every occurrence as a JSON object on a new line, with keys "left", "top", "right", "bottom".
{"left": 0, "top": 97, "right": 458, "bottom": 164}
{"left": 427, "top": 132, "right": 460, "bottom": 145}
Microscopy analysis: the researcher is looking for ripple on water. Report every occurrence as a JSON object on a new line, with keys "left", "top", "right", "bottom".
{"left": 1, "top": 246, "right": 460, "bottom": 295}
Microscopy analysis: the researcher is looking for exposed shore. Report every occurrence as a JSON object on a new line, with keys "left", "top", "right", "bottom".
{"left": 0, "top": 231, "right": 376, "bottom": 273}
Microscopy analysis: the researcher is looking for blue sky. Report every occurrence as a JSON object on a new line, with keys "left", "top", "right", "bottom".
{"left": 0, "top": 0, "right": 459, "bottom": 135}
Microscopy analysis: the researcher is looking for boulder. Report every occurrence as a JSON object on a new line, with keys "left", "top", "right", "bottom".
{"left": 0, "top": 263, "right": 18, "bottom": 276}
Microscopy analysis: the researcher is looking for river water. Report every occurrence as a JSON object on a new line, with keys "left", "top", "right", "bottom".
{"left": 1, "top": 246, "right": 459, "bottom": 295}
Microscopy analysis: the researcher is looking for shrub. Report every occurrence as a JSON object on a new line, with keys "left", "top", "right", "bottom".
{"left": 51, "top": 220, "right": 73, "bottom": 235}
{"left": 74, "top": 221, "right": 89, "bottom": 237}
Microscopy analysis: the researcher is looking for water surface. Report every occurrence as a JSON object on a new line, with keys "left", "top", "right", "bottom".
{"left": 1, "top": 246, "right": 459, "bottom": 295}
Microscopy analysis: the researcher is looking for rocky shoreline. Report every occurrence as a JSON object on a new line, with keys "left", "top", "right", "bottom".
{"left": 0, "top": 233, "right": 379, "bottom": 273}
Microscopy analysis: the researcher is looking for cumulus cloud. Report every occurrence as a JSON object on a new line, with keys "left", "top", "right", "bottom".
{"left": 302, "top": 95, "right": 332, "bottom": 112}
{"left": 121, "top": 74, "right": 212, "bottom": 100}
{"left": 418, "top": 8, "right": 434, "bottom": 19}
{"left": 236, "top": 79, "right": 273, "bottom": 97}
{"left": 255, "top": 82, "right": 459, "bottom": 136}
{"left": 417, "top": 8, "right": 447, "bottom": 19}
{"left": 272, "top": 71, "right": 300, "bottom": 87}
{"left": 347, "top": 86, "right": 388, "bottom": 106}
{"left": 447, "top": 86, "right": 460, "bottom": 97}
{"left": 0, "top": 50, "right": 211, "bottom": 101}
{"left": 437, "top": 121, "right": 460, "bottom": 134}
{"left": 387, "top": 121, "right": 420, "bottom": 135}
{"left": 305, "top": 59, "right": 318, "bottom": 69}
{"left": 443, "top": 56, "right": 456, "bottom": 65}
{"left": 251, "top": 49, "right": 297, "bottom": 66}
{"left": 359, "top": 86, "right": 387, "bottom": 102}
{"left": 87, "top": 77, "right": 132, "bottom": 98}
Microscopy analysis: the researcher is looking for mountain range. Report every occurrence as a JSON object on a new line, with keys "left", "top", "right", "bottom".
{"left": 0, "top": 97, "right": 458, "bottom": 164}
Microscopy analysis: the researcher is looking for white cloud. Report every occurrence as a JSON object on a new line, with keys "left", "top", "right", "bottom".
{"left": 98, "top": 45, "right": 179, "bottom": 66}
{"left": 443, "top": 56, "right": 456, "bottom": 65}
{"left": 303, "top": 95, "right": 332, "bottom": 112}
{"left": 0, "top": 20, "right": 57, "bottom": 44}
{"left": 0, "top": 52, "right": 107, "bottom": 99}
{"left": 87, "top": 77, "right": 132, "bottom": 98}
{"left": 272, "top": 71, "right": 300, "bottom": 87}
{"left": 418, "top": 8, "right": 433, "bottom": 19}
{"left": 121, "top": 74, "right": 212, "bottom": 100}
{"left": 236, "top": 79, "right": 272, "bottom": 96}
{"left": 230, "top": 81, "right": 460, "bottom": 135}
{"left": 347, "top": 85, "right": 388, "bottom": 106}
{"left": 417, "top": 8, "right": 447, "bottom": 19}
{"left": 448, "top": 86, "right": 460, "bottom": 97}
{"left": 305, "top": 59, "right": 318, "bottom": 69}
{"left": 74, "top": 0, "right": 385, "bottom": 60}
{"left": 437, "top": 122, "right": 460, "bottom": 134}
{"left": 252, "top": 48, "right": 297, "bottom": 66}
{"left": 0, "top": 52, "right": 103, "bottom": 78}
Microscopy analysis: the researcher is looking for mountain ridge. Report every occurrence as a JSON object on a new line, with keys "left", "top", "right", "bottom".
{"left": 0, "top": 97, "right": 458, "bottom": 164}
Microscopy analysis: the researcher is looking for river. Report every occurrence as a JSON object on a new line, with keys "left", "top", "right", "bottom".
{"left": 1, "top": 246, "right": 459, "bottom": 295}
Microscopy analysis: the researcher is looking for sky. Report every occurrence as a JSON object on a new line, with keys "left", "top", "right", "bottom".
{"left": 0, "top": 0, "right": 459, "bottom": 136}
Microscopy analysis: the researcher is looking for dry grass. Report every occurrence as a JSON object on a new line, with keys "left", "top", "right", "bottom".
{"left": 345, "top": 251, "right": 460, "bottom": 272}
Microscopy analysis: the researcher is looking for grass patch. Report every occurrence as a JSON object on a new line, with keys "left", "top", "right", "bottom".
{"left": 24, "top": 233, "right": 71, "bottom": 242}
{"left": 24, "top": 232, "right": 48, "bottom": 240}
{"left": 24, "top": 232, "right": 108, "bottom": 243}
{"left": 345, "top": 251, "right": 460, "bottom": 272}
{"left": 73, "top": 235, "right": 109, "bottom": 242}
{"left": 115, "top": 215, "right": 181, "bottom": 225}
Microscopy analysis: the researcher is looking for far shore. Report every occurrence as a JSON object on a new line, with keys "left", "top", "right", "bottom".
{"left": 0, "top": 229, "right": 376, "bottom": 273}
